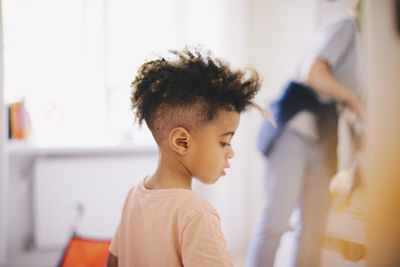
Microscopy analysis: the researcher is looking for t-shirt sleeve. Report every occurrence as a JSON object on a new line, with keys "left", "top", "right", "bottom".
{"left": 181, "top": 211, "right": 233, "bottom": 267}
{"left": 313, "top": 19, "right": 356, "bottom": 70}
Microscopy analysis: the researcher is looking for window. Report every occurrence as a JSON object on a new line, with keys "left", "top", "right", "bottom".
{"left": 2, "top": 0, "right": 225, "bottom": 146}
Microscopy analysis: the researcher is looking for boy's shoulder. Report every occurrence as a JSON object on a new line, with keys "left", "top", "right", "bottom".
{"left": 174, "top": 190, "right": 221, "bottom": 227}
{"left": 178, "top": 189, "right": 217, "bottom": 215}
{"left": 131, "top": 180, "right": 219, "bottom": 219}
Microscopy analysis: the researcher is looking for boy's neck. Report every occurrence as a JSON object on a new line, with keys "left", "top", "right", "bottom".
{"left": 144, "top": 151, "right": 192, "bottom": 190}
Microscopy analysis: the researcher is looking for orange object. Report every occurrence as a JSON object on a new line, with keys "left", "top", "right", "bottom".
{"left": 9, "top": 102, "right": 24, "bottom": 139}
{"left": 8, "top": 101, "right": 32, "bottom": 139}
{"left": 58, "top": 235, "right": 111, "bottom": 267}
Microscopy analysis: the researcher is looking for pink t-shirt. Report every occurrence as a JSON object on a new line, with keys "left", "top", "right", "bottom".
{"left": 109, "top": 179, "right": 233, "bottom": 267}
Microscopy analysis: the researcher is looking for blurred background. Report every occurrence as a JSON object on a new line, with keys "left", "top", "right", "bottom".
{"left": 0, "top": 0, "right": 399, "bottom": 266}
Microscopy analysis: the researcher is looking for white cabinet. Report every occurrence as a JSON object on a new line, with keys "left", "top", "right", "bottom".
{"left": 5, "top": 145, "right": 158, "bottom": 251}
{"left": 33, "top": 154, "right": 157, "bottom": 248}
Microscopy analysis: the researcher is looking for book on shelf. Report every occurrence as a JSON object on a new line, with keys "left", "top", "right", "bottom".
{"left": 8, "top": 101, "right": 32, "bottom": 139}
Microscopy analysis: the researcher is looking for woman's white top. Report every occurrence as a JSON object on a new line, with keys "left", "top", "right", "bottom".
{"left": 287, "top": 13, "right": 366, "bottom": 142}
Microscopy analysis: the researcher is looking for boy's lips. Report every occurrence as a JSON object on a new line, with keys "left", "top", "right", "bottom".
{"left": 221, "top": 164, "right": 230, "bottom": 175}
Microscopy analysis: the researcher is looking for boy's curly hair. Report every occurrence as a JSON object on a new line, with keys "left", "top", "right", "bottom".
{"left": 131, "top": 47, "right": 261, "bottom": 143}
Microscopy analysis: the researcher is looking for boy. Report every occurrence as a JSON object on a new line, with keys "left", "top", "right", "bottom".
{"left": 107, "top": 47, "right": 261, "bottom": 267}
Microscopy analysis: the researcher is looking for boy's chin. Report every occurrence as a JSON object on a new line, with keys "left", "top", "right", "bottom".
{"left": 196, "top": 175, "right": 221, "bottom": 185}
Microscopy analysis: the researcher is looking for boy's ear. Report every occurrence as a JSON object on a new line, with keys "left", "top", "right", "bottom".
{"left": 169, "top": 127, "right": 191, "bottom": 155}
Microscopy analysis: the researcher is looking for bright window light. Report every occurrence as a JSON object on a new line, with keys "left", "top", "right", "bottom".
{"left": 2, "top": 0, "right": 225, "bottom": 147}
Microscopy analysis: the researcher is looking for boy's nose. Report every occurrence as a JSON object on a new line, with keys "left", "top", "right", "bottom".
{"left": 227, "top": 147, "right": 235, "bottom": 159}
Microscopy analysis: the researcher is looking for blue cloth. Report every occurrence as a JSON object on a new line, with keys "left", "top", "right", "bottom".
{"left": 257, "top": 81, "right": 338, "bottom": 176}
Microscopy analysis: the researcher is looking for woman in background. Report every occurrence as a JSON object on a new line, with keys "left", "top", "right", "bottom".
{"left": 247, "top": 1, "right": 365, "bottom": 266}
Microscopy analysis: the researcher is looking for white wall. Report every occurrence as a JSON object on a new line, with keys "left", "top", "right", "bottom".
{"left": 249, "top": 0, "right": 317, "bottom": 103}
{"left": 0, "top": 0, "right": 7, "bottom": 263}
{"left": 240, "top": 0, "right": 317, "bottom": 249}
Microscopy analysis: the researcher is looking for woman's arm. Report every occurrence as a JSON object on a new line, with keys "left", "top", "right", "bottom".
{"left": 304, "top": 58, "right": 363, "bottom": 118}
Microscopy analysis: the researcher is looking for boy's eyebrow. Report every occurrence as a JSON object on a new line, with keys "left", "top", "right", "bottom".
{"left": 221, "top": 131, "right": 235, "bottom": 137}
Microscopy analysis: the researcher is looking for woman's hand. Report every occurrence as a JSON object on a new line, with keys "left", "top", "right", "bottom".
{"left": 345, "top": 93, "right": 364, "bottom": 119}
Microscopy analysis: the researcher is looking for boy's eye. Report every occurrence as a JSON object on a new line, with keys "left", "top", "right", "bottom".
{"left": 220, "top": 142, "right": 231, "bottom": 147}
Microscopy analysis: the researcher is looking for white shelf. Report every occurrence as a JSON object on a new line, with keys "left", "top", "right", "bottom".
{"left": 6, "top": 140, "right": 158, "bottom": 157}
